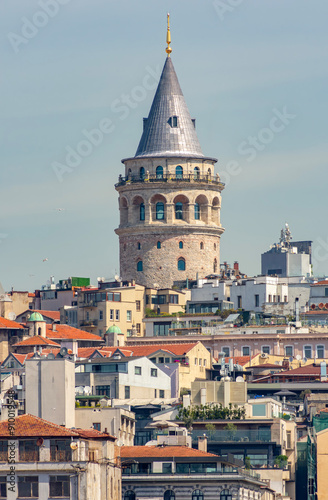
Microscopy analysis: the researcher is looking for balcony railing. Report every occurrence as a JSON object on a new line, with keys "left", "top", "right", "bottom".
{"left": 192, "top": 429, "right": 272, "bottom": 443}
{"left": 19, "top": 450, "right": 39, "bottom": 462}
{"left": 115, "top": 173, "right": 224, "bottom": 188}
{"left": 50, "top": 450, "right": 72, "bottom": 462}
{"left": 80, "top": 319, "right": 98, "bottom": 327}
{"left": 122, "top": 468, "right": 260, "bottom": 481}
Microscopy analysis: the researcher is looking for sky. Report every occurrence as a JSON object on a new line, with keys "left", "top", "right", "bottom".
{"left": 1, "top": 0, "right": 328, "bottom": 291}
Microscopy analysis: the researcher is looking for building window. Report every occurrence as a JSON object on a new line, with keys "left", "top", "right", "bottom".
{"left": 194, "top": 203, "right": 200, "bottom": 220}
{"left": 195, "top": 358, "right": 198, "bottom": 365}
{"left": 157, "top": 241, "right": 161, "bottom": 249}
{"left": 262, "top": 346, "right": 270, "bottom": 354}
{"left": 96, "top": 385, "right": 110, "bottom": 397}
{"left": 159, "top": 389, "right": 165, "bottom": 398}
{"left": 50, "top": 440, "right": 71, "bottom": 462}
{"left": 139, "top": 166, "right": 145, "bottom": 179}
{"left": 176, "top": 165, "right": 183, "bottom": 178}
{"left": 19, "top": 440, "right": 39, "bottom": 462}
{"left": 164, "top": 490, "right": 175, "bottom": 500}
{"left": 137, "top": 242, "right": 141, "bottom": 249}
{"left": 0, "top": 477, "right": 5, "bottom": 498}
{"left": 204, "top": 359, "right": 207, "bottom": 367}
{"left": 304, "top": 345, "right": 312, "bottom": 359}
{"left": 268, "top": 294, "right": 272, "bottom": 302}
{"left": 135, "top": 366, "right": 142, "bottom": 375}
{"left": 172, "top": 116, "right": 178, "bottom": 127}
{"left": 140, "top": 203, "right": 145, "bottom": 221}
{"left": 156, "top": 166, "right": 163, "bottom": 179}
{"left": 286, "top": 430, "right": 292, "bottom": 449}
{"left": 192, "top": 489, "right": 204, "bottom": 500}
{"left": 156, "top": 202, "right": 165, "bottom": 220}
{"left": 93, "top": 423, "right": 101, "bottom": 431}
{"left": 151, "top": 368, "right": 158, "bottom": 377}
{"left": 86, "top": 311, "right": 89, "bottom": 321}
{"left": 220, "top": 489, "right": 232, "bottom": 500}
{"left": 125, "top": 386, "right": 130, "bottom": 399}
{"left": 110, "top": 309, "right": 114, "bottom": 320}
{"left": 222, "top": 347, "right": 230, "bottom": 357}
{"left": 213, "top": 258, "right": 217, "bottom": 273}
{"left": 115, "top": 310, "right": 120, "bottom": 321}
{"left": 49, "top": 475, "right": 70, "bottom": 498}
{"left": 242, "top": 346, "right": 250, "bottom": 356}
{"left": 175, "top": 202, "right": 183, "bottom": 219}
{"left": 284, "top": 295, "right": 288, "bottom": 302}
{"left": 214, "top": 243, "right": 217, "bottom": 250}
{"left": 255, "top": 294, "right": 259, "bottom": 307}
{"left": 317, "top": 345, "right": 325, "bottom": 358}
{"left": 0, "top": 442, "right": 8, "bottom": 462}
{"left": 178, "top": 258, "right": 186, "bottom": 271}
{"left": 200, "top": 242, "right": 204, "bottom": 250}
{"left": 136, "top": 323, "right": 141, "bottom": 334}
{"left": 99, "top": 310, "right": 103, "bottom": 321}
{"left": 18, "top": 477, "right": 38, "bottom": 498}
{"left": 194, "top": 167, "right": 200, "bottom": 180}
{"left": 169, "top": 295, "right": 178, "bottom": 304}
{"left": 154, "top": 389, "right": 157, "bottom": 398}
{"left": 124, "top": 491, "right": 136, "bottom": 500}
{"left": 285, "top": 345, "right": 293, "bottom": 357}
{"left": 137, "top": 261, "right": 143, "bottom": 272}
{"left": 179, "top": 241, "right": 183, "bottom": 249}
{"left": 237, "top": 295, "right": 242, "bottom": 309}
{"left": 127, "top": 310, "right": 132, "bottom": 322}
{"left": 136, "top": 300, "right": 141, "bottom": 311}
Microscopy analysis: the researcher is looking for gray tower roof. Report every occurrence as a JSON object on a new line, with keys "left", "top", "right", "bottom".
{"left": 135, "top": 57, "right": 204, "bottom": 158}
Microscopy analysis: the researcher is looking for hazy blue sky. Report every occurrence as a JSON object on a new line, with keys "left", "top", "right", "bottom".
{"left": 1, "top": 0, "right": 328, "bottom": 291}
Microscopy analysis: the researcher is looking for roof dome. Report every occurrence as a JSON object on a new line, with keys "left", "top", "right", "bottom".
{"left": 28, "top": 312, "right": 44, "bottom": 322}
{"left": 106, "top": 325, "right": 123, "bottom": 334}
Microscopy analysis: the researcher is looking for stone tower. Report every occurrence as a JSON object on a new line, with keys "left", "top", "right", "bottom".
{"left": 115, "top": 18, "right": 225, "bottom": 289}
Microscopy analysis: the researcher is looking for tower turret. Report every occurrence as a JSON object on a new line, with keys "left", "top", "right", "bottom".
{"left": 115, "top": 19, "right": 225, "bottom": 288}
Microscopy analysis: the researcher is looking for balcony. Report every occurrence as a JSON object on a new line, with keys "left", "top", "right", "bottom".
{"left": 80, "top": 319, "right": 98, "bottom": 327}
{"left": 122, "top": 467, "right": 261, "bottom": 481}
{"left": 192, "top": 429, "right": 272, "bottom": 443}
{"left": 115, "top": 173, "right": 224, "bottom": 188}
{"left": 80, "top": 300, "right": 97, "bottom": 308}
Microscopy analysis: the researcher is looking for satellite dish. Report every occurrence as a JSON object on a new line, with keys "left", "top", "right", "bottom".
{"left": 303, "top": 357, "right": 308, "bottom": 364}
{"left": 59, "top": 347, "right": 68, "bottom": 357}
{"left": 70, "top": 442, "right": 78, "bottom": 450}
{"left": 296, "top": 355, "right": 301, "bottom": 361}
{"left": 36, "top": 438, "right": 44, "bottom": 447}
{"left": 8, "top": 312, "right": 16, "bottom": 321}
{"left": 114, "top": 275, "right": 120, "bottom": 281}
{"left": 289, "top": 357, "right": 293, "bottom": 362}
{"left": 83, "top": 386, "right": 92, "bottom": 395}
{"left": 47, "top": 353, "right": 55, "bottom": 360}
{"left": 236, "top": 376, "right": 244, "bottom": 382}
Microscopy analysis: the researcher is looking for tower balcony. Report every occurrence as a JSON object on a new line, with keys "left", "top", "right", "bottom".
{"left": 115, "top": 173, "right": 224, "bottom": 189}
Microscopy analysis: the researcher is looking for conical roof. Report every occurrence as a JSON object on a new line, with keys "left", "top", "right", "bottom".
{"left": 135, "top": 57, "right": 204, "bottom": 158}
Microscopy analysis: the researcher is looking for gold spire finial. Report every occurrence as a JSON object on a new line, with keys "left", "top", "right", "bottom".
{"left": 166, "top": 12, "right": 172, "bottom": 57}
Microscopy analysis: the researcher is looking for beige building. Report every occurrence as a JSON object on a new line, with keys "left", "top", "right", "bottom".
{"left": 316, "top": 427, "right": 328, "bottom": 500}
{"left": 0, "top": 290, "right": 34, "bottom": 320}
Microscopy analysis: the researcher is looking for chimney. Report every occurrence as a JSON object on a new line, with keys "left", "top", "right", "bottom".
{"left": 52, "top": 323, "right": 56, "bottom": 332}
{"left": 198, "top": 434, "right": 207, "bottom": 453}
{"left": 234, "top": 261, "right": 239, "bottom": 271}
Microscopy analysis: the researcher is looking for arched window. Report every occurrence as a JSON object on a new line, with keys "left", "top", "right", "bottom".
{"left": 157, "top": 241, "right": 161, "bottom": 249}
{"left": 140, "top": 203, "right": 145, "bottom": 221}
{"left": 156, "top": 202, "right": 165, "bottom": 220}
{"left": 194, "top": 203, "right": 200, "bottom": 220}
{"left": 192, "top": 490, "right": 203, "bottom": 500}
{"left": 200, "top": 242, "right": 204, "bottom": 250}
{"left": 137, "top": 242, "right": 141, "bottom": 250}
{"left": 164, "top": 491, "right": 175, "bottom": 500}
{"left": 207, "top": 168, "right": 211, "bottom": 177}
{"left": 194, "top": 167, "right": 200, "bottom": 180}
{"left": 214, "top": 243, "right": 217, "bottom": 250}
{"left": 179, "top": 241, "right": 183, "bottom": 249}
{"left": 124, "top": 492, "right": 135, "bottom": 500}
{"left": 137, "top": 261, "right": 143, "bottom": 272}
{"left": 140, "top": 167, "right": 145, "bottom": 179}
{"left": 156, "top": 166, "right": 163, "bottom": 179}
{"left": 220, "top": 489, "right": 232, "bottom": 500}
{"left": 128, "top": 168, "right": 132, "bottom": 178}
{"left": 175, "top": 202, "right": 183, "bottom": 220}
{"left": 178, "top": 258, "right": 186, "bottom": 271}
{"left": 214, "top": 258, "right": 217, "bottom": 273}
{"left": 38, "top": 327, "right": 41, "bottom": 335}
{"left": 176, "top": 165, "right": 183, "bottom": 179}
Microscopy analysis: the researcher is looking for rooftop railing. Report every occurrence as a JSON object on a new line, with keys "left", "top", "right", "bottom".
{"left": 115, "top": 173, "right": 224, "bottom": 188}
{"left": 191, "top": 429, "right": 272, "bottom": 443}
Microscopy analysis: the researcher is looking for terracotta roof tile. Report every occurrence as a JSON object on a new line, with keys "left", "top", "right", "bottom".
{"left": 75, "top": 428, "right": 116, "bottom": 440}
{"left": 46, "top": 324, "right": 102, "bottom": 341}
{"left": 12, "top": 336, "right": 61, "bottom": 347}
{"left": 0, "top": 317, "right": 24, "bottom": 330}
{"left": 112, "top": 343, "right": 199, "bottom": 358}
{"left": 0, "top": 414, "right": 78, "bottom": 437}
{"left": 33, "top": 310, "right": 60, "bottom": 321}
{"left": 119, "top": 445, "right": 219, "bottom": 458}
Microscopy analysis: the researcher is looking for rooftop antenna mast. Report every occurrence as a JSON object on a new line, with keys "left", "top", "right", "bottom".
{"left": 166, "top": 13, "right": 172, "bottom": 57}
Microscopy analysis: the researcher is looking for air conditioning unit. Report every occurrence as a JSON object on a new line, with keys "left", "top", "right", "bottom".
{"left": 261, "top": 353, "right": 268, "bottom": 359}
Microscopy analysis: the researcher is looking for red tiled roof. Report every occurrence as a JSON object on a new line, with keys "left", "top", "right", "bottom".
{"left": 0, "top": 414, "right": 78, "bottom": 437}
{"left": 46, "top": 324, "right": 102, "bottom": 341}
{"left": 274, "top": 365, "right": 321, "bottom": 376}
{"left": 115, "top": 343, "right": 199, "bottom": 358}
{"left": 33, "top": 310, "right": 60, "bottom": 321}
{"left": 250, "top": 363, "right": 284, "bottom": 369}
{"left": 10, "top": 353, "right": 28, "bottom": 365}
{"left": 311, "top": 281, "right": 328, "bottom": 286}
{"left": 12, "top": 336, "right": 61, "bottom": 347}
{"left": 216, "top": 356, "right": 256, "bottom": 366}
{"left": 28, "top": 293, "right": 35, "bottom": 298}
{"left": 75, "top": 428, "right": 115, "bottom": 440}
{"left": 120, "top": 445, "right": 219, "bottom": 458}
{"left": 0, "top": 317, "right": 24, "bottom": 330}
